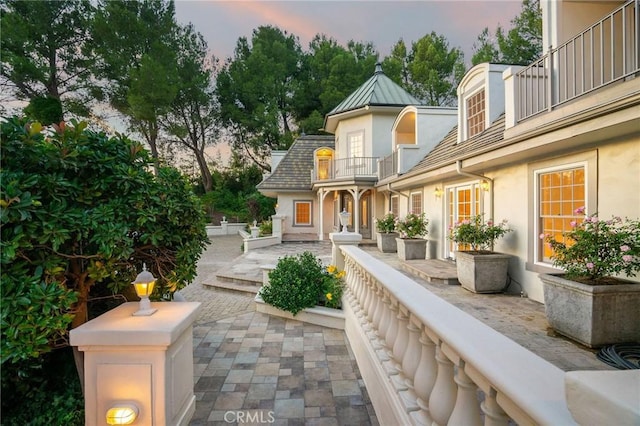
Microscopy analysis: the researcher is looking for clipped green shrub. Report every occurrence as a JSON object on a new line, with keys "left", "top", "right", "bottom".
{"left": 260, "top": 252, "right": 344, "bottom": 315}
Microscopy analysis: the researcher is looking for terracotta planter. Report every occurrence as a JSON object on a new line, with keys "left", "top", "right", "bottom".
{"left": 540, "top": 273, "right": 640, "bottom": 348}
{"left": 376, "top": 232, "right": 398, "bottom": 253}
{"left": 396, "top": 238, "right": 427, "bottom": 260}
{"left": 454, "top": 251, "right": 511, "bottom": 293}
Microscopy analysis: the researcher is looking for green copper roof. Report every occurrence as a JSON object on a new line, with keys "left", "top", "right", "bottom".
{"left": 327, "top": 63, "right": 421, "bottom": 116}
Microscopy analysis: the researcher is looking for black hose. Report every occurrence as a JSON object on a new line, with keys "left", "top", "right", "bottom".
{"left": 596, "top": 343, "right": 640, "bottom": 369}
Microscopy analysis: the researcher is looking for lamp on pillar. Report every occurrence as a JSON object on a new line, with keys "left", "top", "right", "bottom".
{"left": 339, "top": 208, "right": 351, "bottom": 233}
{"left": 132, "top": 263, "right": 157, "bottom": 316}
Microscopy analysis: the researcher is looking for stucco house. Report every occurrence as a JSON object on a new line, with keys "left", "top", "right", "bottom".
{"left": 258, "top": 0, "right": 639, "bottom": 304}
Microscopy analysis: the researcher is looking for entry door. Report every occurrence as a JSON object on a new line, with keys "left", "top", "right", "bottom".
{"left": 340, "top": 192, "right": 372, "bottom": 239}
{"left": 447, "top": 185, "right": 481, "bottom": 257}
{"left": 359, "top": 192, "right": 371, "bottom": 239}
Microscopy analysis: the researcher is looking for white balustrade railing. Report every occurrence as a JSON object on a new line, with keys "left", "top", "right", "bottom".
{"left": 340, "top": 245, "right": 577, "bottom": 426}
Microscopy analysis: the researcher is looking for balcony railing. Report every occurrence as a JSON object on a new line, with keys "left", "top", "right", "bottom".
{"left": 378, "top": 151, "right": 398, "bottom": 180}
{"left": 516, "top": 0, "right": 639, "bottom": 122}
{"left": 340, "top": 245, "right": 578, "bottom": 425}
{"left": 312, "top": 157, "right": 378, "bottom": 182}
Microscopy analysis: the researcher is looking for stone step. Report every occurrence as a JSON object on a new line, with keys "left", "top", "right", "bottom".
{"left": 401, "top": 259, "right": 459, "bottom": 286}
{"left": 215, "top": 273, "right": 262, "bottom": 287}
{"left": 202, "top": 278, "right": 260, "bottom": 296}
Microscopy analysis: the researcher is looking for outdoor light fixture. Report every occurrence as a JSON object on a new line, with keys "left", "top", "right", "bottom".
{"left": 106, "top": 403, "right": 139, "bottom": 425}
{"left": 480, "top": 179, "right": 491, "bottom": 191}
{"left": 434, "top": 187, "right": 444, "bottom": 198}
{"left": 339, "top": 208, "right": 351, "bottom": 233}
{"left": 132, "top": 263, "right": 157, "bottom": 316}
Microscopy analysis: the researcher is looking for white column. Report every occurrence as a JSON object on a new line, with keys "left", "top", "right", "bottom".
{"left": 329, "top": 231, "right": 362, "bottom": 271}
{"left": 448, "top": 360, "right": 483, "bottom": 426}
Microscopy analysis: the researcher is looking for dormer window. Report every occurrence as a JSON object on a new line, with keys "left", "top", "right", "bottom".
{"left": 466, "top": 89, "right": 485, "bottom": 138}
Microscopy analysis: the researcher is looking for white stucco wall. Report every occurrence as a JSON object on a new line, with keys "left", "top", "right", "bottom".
{"left": 276, "top": 192, "right": 318, "bottom": 236}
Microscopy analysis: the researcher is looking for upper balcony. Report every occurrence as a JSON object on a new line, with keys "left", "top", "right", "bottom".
{"left": 311, "top": 157, "right": 378, "bottom": 185}
{"left": 514, "top": 0, "right": 638, "bottom": 123}
{"left": 378, "top": 145, "right": 424, "bottom": 181}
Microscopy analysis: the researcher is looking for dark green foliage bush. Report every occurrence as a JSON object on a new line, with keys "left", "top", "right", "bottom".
{"left": 1, "top": 347, "right": 83, "bottom": 425}
{"left": 1, "top": 116, "right": 208, "bottom": 367}
{"left": 261, "top": 252, "right": 324, "bottom": 315}
{"left": 261, "top": 252, "right": 344, "bottom": 314}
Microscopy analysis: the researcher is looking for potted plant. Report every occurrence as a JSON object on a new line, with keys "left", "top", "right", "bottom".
{"left": 448, "top": 215, "right": 512, "bottom": 293}
{"left": 395, "top": 213, "right": 429, "bottom": 260}
{"left": 375, "top": 212, "right": 398, "bottom": 253}
{"left": 540, "top": 207, "right": 640, "bottom": 347}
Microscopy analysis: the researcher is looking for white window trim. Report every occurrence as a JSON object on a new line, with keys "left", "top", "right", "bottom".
{"left": 533, "top": 161, "right": 588, "bottom": 268}
{"left": 410, "top": 191, "right": 423, "bottom": 215}
{"left": 463, "top": 87, "right": 486, "bottom": 140}
{"left": 347, "top": 130, "right": 365, "bottom": 158}
{"left": 390, "top": 195, "right": 399, "bottom": 217}
{"left": 293, "top": 200, "right": 313, "bottom": 227}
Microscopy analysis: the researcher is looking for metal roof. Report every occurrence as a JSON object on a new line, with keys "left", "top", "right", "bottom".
{"left": 327, "top": 63, "right": 421, "bottom": 116}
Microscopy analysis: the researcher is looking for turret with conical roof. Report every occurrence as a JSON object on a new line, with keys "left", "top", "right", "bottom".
{"left": 322, "top": 63, "right": 421, "bottom": 133}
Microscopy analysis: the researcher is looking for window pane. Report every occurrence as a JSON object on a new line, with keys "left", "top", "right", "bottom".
{"left": 538, "top": 166, "right": 585, "bottom": 262}
{"left": 294, "top": 201, "right": 312, "bottom": 226}
{"left": 466, "top": 89, "right": 485, "bottom": 138}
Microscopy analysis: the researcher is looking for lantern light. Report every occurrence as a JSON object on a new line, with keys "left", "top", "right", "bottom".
{"left": 132, "top": 263, "right": 157, "bottom": 316}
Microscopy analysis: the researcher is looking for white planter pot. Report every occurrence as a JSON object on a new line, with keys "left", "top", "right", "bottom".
{"left": 396, "top": 238, "right": 427, "bottom": 260}
{"left": 376, "top": 232, "right": 398, "bottom": 253}
{"left": 455, "top": 251, "right": 511, "bottom": 293}
{"left": 540, "top": 273, "right": 640, "bottom": 348}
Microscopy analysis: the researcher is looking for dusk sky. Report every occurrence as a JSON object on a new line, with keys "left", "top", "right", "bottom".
{"left": 173, "top": 0, "right": 525, "bottom": 66}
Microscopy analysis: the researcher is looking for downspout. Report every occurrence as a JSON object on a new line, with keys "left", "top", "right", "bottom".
{"left": 456, "top": 160, "right": 494, "bottom": 220}
{"left": 387, "top": 183, "right": 410, "bottom": 213}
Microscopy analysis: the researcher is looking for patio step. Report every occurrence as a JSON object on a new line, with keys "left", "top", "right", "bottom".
{"left": 201, "top": 271, "right": 262, "bottom": 296}
{"left": 401, "top": 259, "right": 459, "bottom": 285}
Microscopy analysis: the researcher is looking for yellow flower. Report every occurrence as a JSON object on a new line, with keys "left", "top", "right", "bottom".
{"left": 327, "top": 265, "right": 337, "bottom": 274}
{"left": 326, "top": 293, "right": 332, "bottom": 301}
{"left": 337, "top": 271, "right": 345, "bottom": 279}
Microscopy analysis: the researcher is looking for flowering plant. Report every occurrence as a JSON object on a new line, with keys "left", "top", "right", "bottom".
{"left": 396, "top": 213, "right": 429, "bottom": 239}
{"left": 375, "top": 212, "right": 397, "bottom": 233}
{"left": 448, "top": 214, "right": 511, "bottom": 251}
{"left": 541, "top": 207, "right": 640, "bottom": 283}
{"left": 321, "top": 264, "right": 345, "bottom": 309}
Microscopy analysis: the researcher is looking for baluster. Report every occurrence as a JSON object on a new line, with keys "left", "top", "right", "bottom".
{"left": 410, "top": 329, "right": 437, "bottom": 426}
{"left": 448, "top": 360, "right": 482, "bottom": 426}
{"left": 374, "top": 290, "right": 392, "bottom": 361}
{"left": 360, "top": 276, "right": 373, "bottom": 329}
{"left": 371, "top": 282, "right": 384, "bottom": 332}
{"left": 392, "top": 306, "right": 409, "bottom": 364}
{"left": 365, "top": 278, "right": 378, "bottom": 324}
{"left": 382, "top": 299, "right": 401, "bottom": 375}
{"left": 428, "top": 342, "right": 456, "bottom": 426}
{"left": 481, "top": 388, "right": 509, "bottom": 426}
{"left": 396, "top": 315, "right": 423, "bottom": 412}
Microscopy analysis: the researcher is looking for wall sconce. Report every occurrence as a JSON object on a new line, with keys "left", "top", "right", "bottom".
{"left": 339, "top": 208, "right": 351, "bottom": 233}
{"left": 480, "top": 180, "right": 491, "bottom": 191}
{"left": 434, "top": 187, "right": 444, "bottom": 198}
{"left": 132, "top": 263, "right": 157, "bottom": 316}
{"left": 106, "top": 403, "right": 139, "bottom": 425}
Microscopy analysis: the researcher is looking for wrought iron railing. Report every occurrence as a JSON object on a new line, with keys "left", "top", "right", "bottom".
{"left": 378, "top": 151, "right": 398, "bottom": 180}
{"left": 312, "top": 157, "right": 378, "bottom": 181}
{"left": 516, "top": 0, "right": 639, "bottom": 122}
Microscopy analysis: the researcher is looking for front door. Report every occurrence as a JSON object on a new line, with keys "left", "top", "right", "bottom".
{"left": 340, "top": 191, "right": 372, "bottom": 239}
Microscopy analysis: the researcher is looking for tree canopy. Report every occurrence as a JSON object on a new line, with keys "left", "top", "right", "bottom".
{"left": 0, "top": 0, "right": 96, "bottom": 121}
{"left": 471, "top": 0, "right": 542, "bottom": 66}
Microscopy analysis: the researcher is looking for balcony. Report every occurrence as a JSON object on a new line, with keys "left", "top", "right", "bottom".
{"left": 312, "top": 157, "right": 378, "bottom": 183}
{"left": 378, "top": 145, "right": 424, "bottom": 181}
{"left": 515, "top": 0, "right": 638, "bottom": 122}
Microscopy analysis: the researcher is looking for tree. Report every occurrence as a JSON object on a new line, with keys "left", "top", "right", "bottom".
{"left": 401, "top": 32, "right": 466, "bottom": 106}
{"left": 296, "top": 36, "right": 378, "bottom": 133}
{"left": 382, "top": 39, "right": 411, "bottom": 87}
{"left": 0, "top": 117, "right": 208, "bottom": 373}
{"left": 216, "top": 26, "right": 304, "bottom": 170}
{"left": 0, "top": 0, "right": 96, "bottom": 121}
{"left": 163, "top": 23, "right": 219, "bottom": 192}
{"left": 91, "top": 0, "right": 179, "bottom": 163}
{"left": 471, "top": 0, "right": 542, "bottom": 66}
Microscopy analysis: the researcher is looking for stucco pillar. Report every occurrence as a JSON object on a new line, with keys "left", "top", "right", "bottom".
{"left": 330, "top": 231, "right": 362, "bottom": 271}
{"left": 271, "top": 214, "right": 284, "bottom": 238}
{"left": 70, "top": 302, "right": 201, "bottom": 426}
{"left": 221, "top": 217, "right": 228, "bottom": 235}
